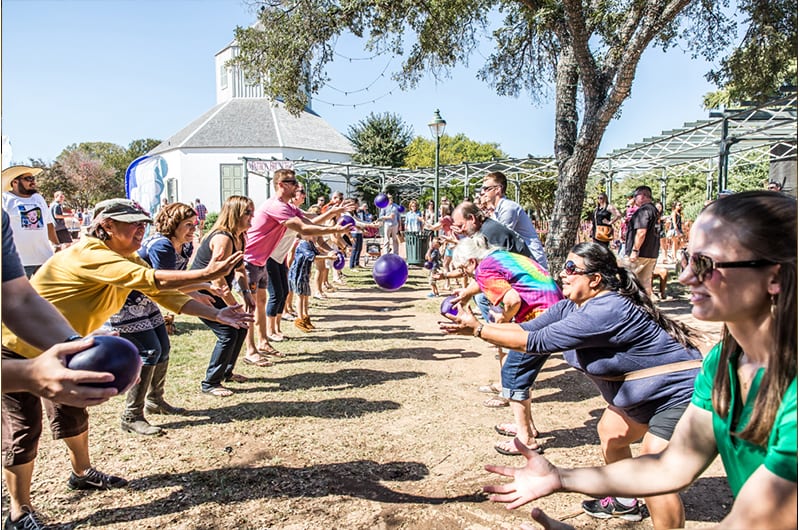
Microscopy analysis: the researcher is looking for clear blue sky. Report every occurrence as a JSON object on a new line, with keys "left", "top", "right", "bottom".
{"left": 2, "top": 0, "right": 723, "bottom": 165}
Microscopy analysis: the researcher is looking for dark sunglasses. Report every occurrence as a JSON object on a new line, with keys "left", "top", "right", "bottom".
{"left": 680, "top": 250, "right": 776, "bottom": 283}
{"left": 17, "top": 176, "right": 37, "bottom": 183}
{"left": 563, "top": 260, "right": 593, "bottom": 276}
{"left": 244, "top": 209, "right": 254, "bottom": 215}
{"left": 480, "top": 185, "right": 500, "bottom": 193}
{"left": 281, "top": 179, "right": 299, "bottom": 186}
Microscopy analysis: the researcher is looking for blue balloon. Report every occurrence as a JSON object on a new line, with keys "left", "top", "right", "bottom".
{"left": 396, "top": 204, "right": 405, "bottom": 213}
{"left": 372, "top": 254, "right": 408, "bottom": 291}
{"left": 374, "top": 193, "right": 389, "bottom": 209}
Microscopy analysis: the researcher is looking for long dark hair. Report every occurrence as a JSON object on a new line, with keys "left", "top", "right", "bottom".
{"left": 704, "top": 191, "right": 797, "bottom": 446}
{"left": 571, "top": 241, "right": 696, "bottom": 349}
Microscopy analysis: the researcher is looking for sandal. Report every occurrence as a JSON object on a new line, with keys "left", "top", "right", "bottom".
{"left": 258, "top": 344, "right": 283, "bottom": 356}
{"left": 226, "top": 373, "right": 248, "bottom": 383}
{"left": 243, "top": 356, "right": 274, "bottom": 367}
{"left": 494, "top": 423, "right": 541, "bottom": 438}
{"left": 478, "top": 383, "right": 502, "bottom": 394}
{"left": 483, "top": 396, "right": 510, "bottom": 408}
{"left": 494, "top": 439, "right": 544, "bottom": 456}
{"left": 202, "top": 386, "right": 233, "bottom": 397}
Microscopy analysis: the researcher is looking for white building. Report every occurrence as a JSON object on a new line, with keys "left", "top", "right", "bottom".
{"left": 148, "top": 37, "right": 354, "bottom": 212}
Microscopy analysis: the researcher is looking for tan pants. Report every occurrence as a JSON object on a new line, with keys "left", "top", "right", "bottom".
{"left": 624, "top": 257, "right": 657, "bottom": 296}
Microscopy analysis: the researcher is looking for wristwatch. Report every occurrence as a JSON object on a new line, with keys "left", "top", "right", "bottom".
{"left": 64, "top": 334, "right": 83, "bottom": 342}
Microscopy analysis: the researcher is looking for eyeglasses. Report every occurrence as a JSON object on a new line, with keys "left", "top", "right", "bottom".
{"left": 480, "top": 185, "right": 500, "bottom": 193}
{"left": 563, "top": 260, "right": 593, "bottom": 276}
{"left": 17, "top": 176, "right": 36, "bottom": 183}
{"left": 680, "top": 250, "right": 776, "bottom": 283}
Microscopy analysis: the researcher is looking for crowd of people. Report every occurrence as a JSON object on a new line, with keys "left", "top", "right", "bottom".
{"left": 1, "top": 162, "right": 795, "bottom": 530}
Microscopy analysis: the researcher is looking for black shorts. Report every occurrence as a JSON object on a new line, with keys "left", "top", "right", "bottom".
{"left": 648, "top": 402, "right": 689, "bottom": 441}
{"left": 55, "top": 228, "right": 73, "bottom": 244}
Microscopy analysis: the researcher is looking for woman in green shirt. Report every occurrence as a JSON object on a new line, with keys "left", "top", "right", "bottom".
{"left": 483, "top": 191, "right": 797, "bottom": 530}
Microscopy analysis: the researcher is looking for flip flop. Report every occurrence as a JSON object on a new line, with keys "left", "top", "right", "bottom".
{"left": 243, "top": 356, "right": 274, "bottom": 367}
{"left": 478, "top": 384, "right": 501, "bottom": 394}
{"left": 483, "top": 396, "right": 510, "bottom": 408}
{"left": 494, "top": 439, "right": 544, "bottom": 456}
{"left": 494, "top": 423, "right": 518, "bottom": 437}
{"left": 226, "top": 373, "right": 248, "bottom": 383}
{"left": 258, "top": 345, "right": 283, "bottom": 357}
{"left": 202, "top": 386, "right": 233, "bottom": 397}
{"left": 494, "top": 423, "right": 542, "bottom": 438}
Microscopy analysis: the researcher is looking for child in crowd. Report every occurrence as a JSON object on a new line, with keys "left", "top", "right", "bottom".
{"left": 425, "top": 237, "right": 443, "bottom": 297}
{"left": 288, "top": 235, "right": 319, "bottom": 332}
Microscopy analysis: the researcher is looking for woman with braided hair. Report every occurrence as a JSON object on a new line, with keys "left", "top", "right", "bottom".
{"left": 441, "top": 241, "right": 702, "bottom": 530}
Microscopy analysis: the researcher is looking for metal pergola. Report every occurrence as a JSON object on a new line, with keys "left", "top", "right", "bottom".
{"left": 243, "top": 92, "right": 797, "bottom": 204}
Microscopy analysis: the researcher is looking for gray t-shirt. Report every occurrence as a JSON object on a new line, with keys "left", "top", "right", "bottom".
{"left": 521, "top": 292, "right": 701, "bottom": 423}
{"left": 2, "top": 209, "right": 25, "bottom": 282}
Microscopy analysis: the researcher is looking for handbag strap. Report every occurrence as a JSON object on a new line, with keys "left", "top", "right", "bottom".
{"left": 592, "top": 359, "right": 702, "bottom": 382}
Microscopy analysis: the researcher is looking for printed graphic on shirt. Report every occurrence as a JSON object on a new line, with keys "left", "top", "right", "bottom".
{"left": 18, "top": 206, "right": 44, "bottom": 229}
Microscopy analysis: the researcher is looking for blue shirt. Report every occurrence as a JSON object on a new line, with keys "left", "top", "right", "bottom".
{"left": 521, "top": 292, "right": 701, "bottom": 423}
{"left": 493, "top": 197, "right": 548, "bottom": 268}
{"left": 2, "top": 210, "right": 25, "bottom": 282}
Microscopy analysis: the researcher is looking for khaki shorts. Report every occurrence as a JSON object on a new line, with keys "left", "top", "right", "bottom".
{"left": 2, "top": 349, "right": 89, "bottom": 468}
{"left": 623, "top": 256, "right": 657, "bottom": 292}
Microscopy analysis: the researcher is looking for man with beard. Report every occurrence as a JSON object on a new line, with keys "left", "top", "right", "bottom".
{"left": 1, "top": 166, "right": 59, "bottom": 278}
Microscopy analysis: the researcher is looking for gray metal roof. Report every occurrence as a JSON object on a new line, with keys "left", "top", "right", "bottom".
{"left": 149, "top": 98, "right": 354, "bottom": 156}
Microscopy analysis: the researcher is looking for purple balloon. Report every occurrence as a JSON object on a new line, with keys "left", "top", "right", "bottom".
{"left": 66, "top": 335, "right": 142, "bottom": 393}
{"left": 396, "top": 204, "right": 405, "bottom": 213}
{"left": 440, "top": 295, "right": 459, "bottom": 316}
{"left": 374, "top": 193, "right": 389, "bottom": 209}
{"left": 333, "top": 251, "right": 345, "bottom": 270}
{"left": 339, "top": 214, "right": 356, "bottom": 227}
{"left": 372, "top": 254, "right": 408, "bottom": 291}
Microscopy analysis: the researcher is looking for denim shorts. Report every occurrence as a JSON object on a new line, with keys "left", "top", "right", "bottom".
{"left": 245, "top": 261, "right": 268, "bottom": 290}
{"left": 500, "top": 349, "right": 550, "bottom": 401}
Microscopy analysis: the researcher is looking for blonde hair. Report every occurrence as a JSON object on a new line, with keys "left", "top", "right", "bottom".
{"left": 202, "top": 195, "right": 253, "bottom": 250}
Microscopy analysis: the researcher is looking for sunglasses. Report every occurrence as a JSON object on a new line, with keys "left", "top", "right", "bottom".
{"left": 17, "top": 176, "right": 37, "bottom": 183}
{"left": 281, "top": 179, "right": 299, "bottom": 186}
{"left": 680, "top": 250, "right": 776, "bottom": 283}
{"left": 480, "top": 185, "right": 500, "bottom": 193}
{"left": 244, "top": 209, "right": 254, "bottom": 216}
{"left": 563, "top": 260, "right": 593, "bottom": 276}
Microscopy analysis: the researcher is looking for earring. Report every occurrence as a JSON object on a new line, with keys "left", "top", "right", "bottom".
{"left": 770, "top": 294, "right": 778, "bottom": 319}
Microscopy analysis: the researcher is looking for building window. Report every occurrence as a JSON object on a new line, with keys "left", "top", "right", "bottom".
{"left": 220, "top": 64, "right": 228, "bottom": 90}
{"left": 220, "top": 164, "right": 244, "bottom": 202}
{"left": 165, "top": 178, "right": 178, "bottom": 203}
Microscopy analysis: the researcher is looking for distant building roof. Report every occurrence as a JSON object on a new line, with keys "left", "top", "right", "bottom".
{"left": 150, "top": 98, "right": 354, "bottom": 156}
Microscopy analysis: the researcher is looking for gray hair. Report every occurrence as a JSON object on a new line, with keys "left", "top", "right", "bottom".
{"left": 451, "top": 234, "right": 499, "bottom": 268}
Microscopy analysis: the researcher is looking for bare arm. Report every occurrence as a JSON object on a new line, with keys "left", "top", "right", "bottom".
{"left": 47, "top": 223, "right": 59, "bottom": 245}
{"left": 283, "top": 216, "right": 351, "bottom": 237}
{"left": 154, "top": 249, "right": 243, "bottom": 290}
{"left": 2, "top": 276, "right": 76, "bottom": 350}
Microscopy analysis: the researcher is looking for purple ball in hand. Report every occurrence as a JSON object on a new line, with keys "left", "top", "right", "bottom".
{"left": 340, "top": 214, "right": 356, "bottom": 227}
{"left": 66, "top": 335, "right": 142, "bottom": 393}
{"left": 333, "top": 251, "right": 346, "bottom": 270}
{"left": 440, "top": 295, "right": 459, "bottom": 316}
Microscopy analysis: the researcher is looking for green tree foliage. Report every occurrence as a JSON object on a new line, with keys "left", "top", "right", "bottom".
{"left": 232, "top": 0, "right": 788, "bottom": 270}
{"left": 404, "top": 133, "right": 505, "bottom": 169}
{"left": 303, "top": 177, "right": 332, "bottom": 207}
{"left": 346, "top": 112, "right": 413, "bottom": 167}
{"left": 703, "top": 0, "right": 797, "bottom": 107}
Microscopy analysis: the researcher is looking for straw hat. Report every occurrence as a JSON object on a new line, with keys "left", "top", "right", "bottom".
{"left": 2, "top": 165, "right": 44, "bottom": 190}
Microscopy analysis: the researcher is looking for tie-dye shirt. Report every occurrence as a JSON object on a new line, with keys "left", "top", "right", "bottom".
{"left": 475, "top": 249, "right": 562, "bottom": 322}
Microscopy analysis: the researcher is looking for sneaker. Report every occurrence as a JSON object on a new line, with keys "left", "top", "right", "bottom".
{"left": 4, "top": 506, "right": 49, "bottom": 530}
{"left": 581, "top": 497, "right": 642, "bottom": 521}
{"left": 67, "top": 467, "right": 128, "bottom": 491}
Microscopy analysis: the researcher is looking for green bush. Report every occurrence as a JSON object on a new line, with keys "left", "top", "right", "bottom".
{"left": 204, "top": 212, "right": 218, "bottom": 232}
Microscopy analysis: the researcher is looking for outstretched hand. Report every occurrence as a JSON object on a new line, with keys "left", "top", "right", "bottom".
{"left": 483, "top": 438, "right": 563, "bottom": 509}
{"left": 216, "top": 304, "right": 254, "bottom": 328}
{"left": 206, "top": 251, "right": 244, "bottom": 278}
{"left": 438, "top": 302, "right": 480, "bottom": 335}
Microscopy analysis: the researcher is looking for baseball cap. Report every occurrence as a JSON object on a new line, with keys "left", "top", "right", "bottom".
{"left": 93, "top": 199, "right": 153, "bottom": 223}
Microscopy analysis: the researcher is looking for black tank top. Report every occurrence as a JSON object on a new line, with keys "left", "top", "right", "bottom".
{"left": 191, "top": 230, "right": 242, "bottom": 307}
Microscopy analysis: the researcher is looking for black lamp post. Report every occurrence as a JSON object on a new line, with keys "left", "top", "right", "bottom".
{"left": 428, "top": 109, "right": 447, "bottom": 221}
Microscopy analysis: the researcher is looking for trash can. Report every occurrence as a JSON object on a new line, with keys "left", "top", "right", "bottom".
{"left": 404, "top": 231, "right": 429, "bottom": 266}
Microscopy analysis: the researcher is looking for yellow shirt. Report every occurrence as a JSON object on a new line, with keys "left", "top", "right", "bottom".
{"left": 2, "top": 236, "right": 191, "bottom": 358}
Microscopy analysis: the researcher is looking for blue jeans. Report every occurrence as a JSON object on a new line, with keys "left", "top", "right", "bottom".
{"left": 500, "top": 350, "right": 550, "bottom": 401}
{"left": 266, "top": 258, "right": 288, "bottom": 316}
{"left": 121, "top": 323, "right": 170, "bottom": 366}
{"left": 350, "top": 233, "right": 363, "bottom": 268}
{"left": 200, "top": 317, "right": 247, "bottom": 391}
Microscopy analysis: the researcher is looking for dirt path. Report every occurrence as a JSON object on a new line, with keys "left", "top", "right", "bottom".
{"left": 11, "top": 267, "right": 732, "bottom": 529}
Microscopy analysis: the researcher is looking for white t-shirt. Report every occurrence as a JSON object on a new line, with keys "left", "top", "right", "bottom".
{"left": 2, "top": 192, "right": 54, "bottom": 266}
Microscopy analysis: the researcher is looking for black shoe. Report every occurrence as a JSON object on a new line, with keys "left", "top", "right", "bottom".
{"left": 67, "top": 467, "right": 128, "bottom": 491}
{"left": 4, "top": 506, "right": 49, "bottom": 530}
{"left": 581, "top": 497, "right": 642, "bottom": 521}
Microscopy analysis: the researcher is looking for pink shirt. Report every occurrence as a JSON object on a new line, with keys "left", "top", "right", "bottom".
{"left": 244, "top": 197, "right": 303, "bottom": 266}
